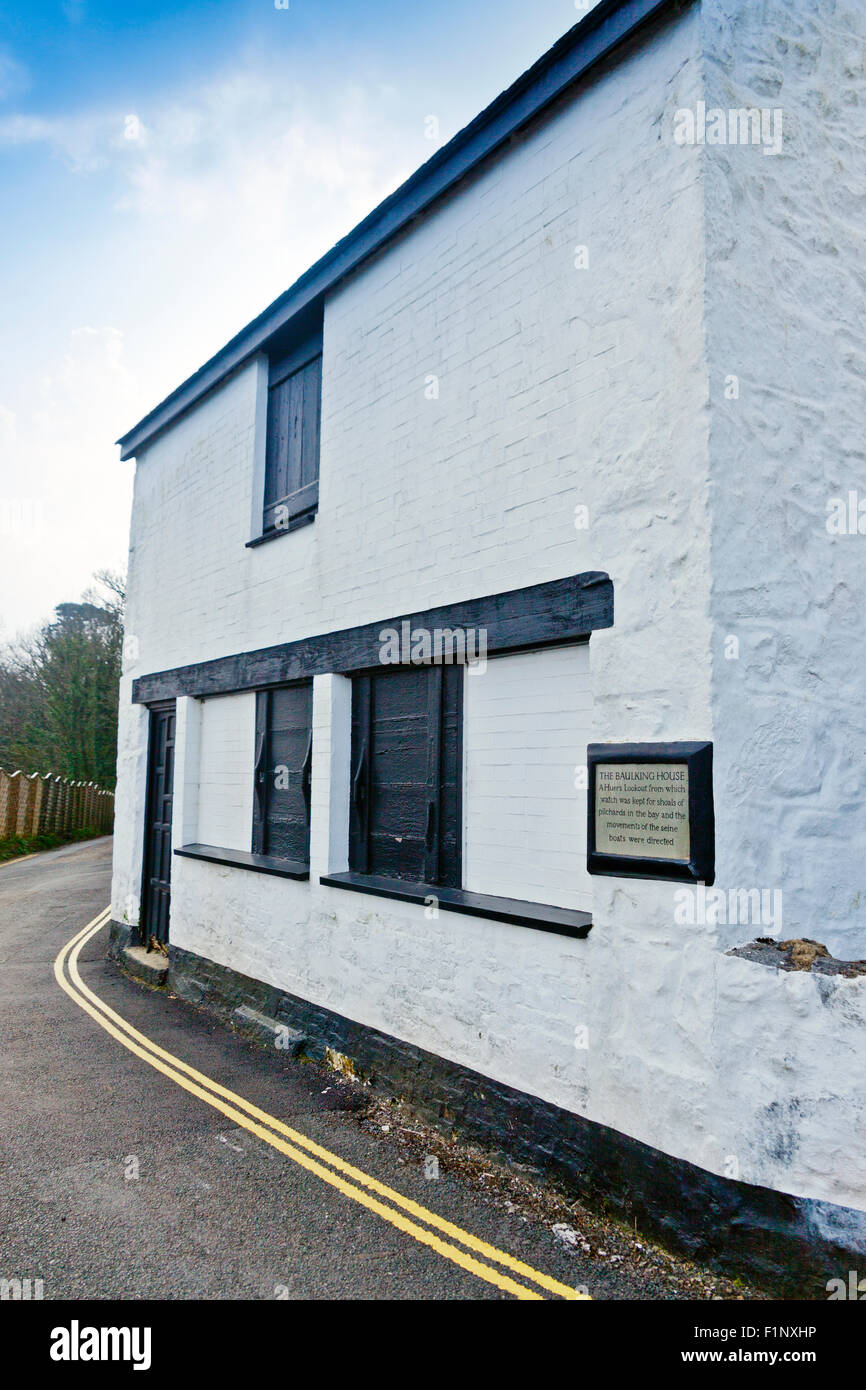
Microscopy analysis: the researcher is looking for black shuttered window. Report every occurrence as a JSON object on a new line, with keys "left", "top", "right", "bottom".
{"left": 263, "top": 345, "right": 322, "bottom": 534}
{"left": 349, "top": 665, "right": 462, "bottom": 888}
{"left": 253, "top": 684, "right": 313, "bottom": 866}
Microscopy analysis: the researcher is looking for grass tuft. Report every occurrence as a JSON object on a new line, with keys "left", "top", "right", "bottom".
{"left": 0, "top": 826, "right": 107, "bottom": 863}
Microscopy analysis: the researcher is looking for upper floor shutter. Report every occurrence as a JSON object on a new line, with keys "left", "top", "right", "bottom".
{"left": 263, "top": 349, "right": 322, "bottom": 533}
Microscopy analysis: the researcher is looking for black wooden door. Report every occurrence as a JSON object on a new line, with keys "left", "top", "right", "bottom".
{"left": 141, "top": 701, "right": 176, "bottom": 947}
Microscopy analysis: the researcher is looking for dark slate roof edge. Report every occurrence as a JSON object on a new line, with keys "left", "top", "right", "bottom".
{"left": 117, "top": 0, "right": 679, "bottom": 460}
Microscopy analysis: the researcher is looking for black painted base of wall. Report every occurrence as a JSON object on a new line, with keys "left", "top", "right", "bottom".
{"left": 106, "top": 924, "right": 866, "bottom": 1296}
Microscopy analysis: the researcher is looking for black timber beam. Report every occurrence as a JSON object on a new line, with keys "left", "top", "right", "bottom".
{"left": 131, "top": 571, "right": 613, "bottom": 703}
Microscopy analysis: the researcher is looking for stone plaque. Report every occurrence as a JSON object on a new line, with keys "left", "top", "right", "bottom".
{"left": 587, "top": 742, "right": 714, "bottom": 884}
{"left": 594, "top": 763, "right": 690, "bottom": 861}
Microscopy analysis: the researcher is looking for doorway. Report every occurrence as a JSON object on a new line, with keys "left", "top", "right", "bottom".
{"left": 140, "top": 701, "right": 176, "bottom": 947}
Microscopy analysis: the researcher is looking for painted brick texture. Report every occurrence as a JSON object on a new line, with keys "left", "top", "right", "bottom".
{"left": 196, "top": 692, "right": 255, "bottom": 852}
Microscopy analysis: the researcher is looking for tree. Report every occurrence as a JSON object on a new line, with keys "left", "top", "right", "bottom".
{"left": 0, "top": 571, "right": 124, "bottom": 788}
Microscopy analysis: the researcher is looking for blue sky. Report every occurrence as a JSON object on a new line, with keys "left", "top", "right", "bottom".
{"left": 0, "top": 0, "right": 596, "bottom": 633}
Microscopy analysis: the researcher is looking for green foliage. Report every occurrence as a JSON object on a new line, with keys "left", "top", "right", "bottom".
{"left": 0, "top": 570, "right": 124, "bottom": 789}
{"left": 0, "top": 825, "right": 104, "bottom": 863}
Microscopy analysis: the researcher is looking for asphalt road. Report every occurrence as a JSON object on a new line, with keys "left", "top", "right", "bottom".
{"left": 0, "top": 837, "right": 683, "bottom": 1301}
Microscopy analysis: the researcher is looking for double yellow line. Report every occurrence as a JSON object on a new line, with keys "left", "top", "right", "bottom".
{"left": 55, "top": 910, "right": 587, "bottom": 1301}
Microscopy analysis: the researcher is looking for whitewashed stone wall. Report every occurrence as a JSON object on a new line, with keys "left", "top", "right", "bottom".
{"left": 463, "top": 644, "right": 593, "bottom": 912}
{"left": 113, "top": 0, "right": 866, "bottom": 1215}
{"left": 700, "top": 0, "right": 866, "bottom": 959}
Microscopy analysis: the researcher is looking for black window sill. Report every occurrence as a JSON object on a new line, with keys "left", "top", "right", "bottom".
{"left": 319, "top": 872, "right": 592, "bottom": 939}
{"left": 246, "top": 512, "right": 316, "bottom": 548}
{"left": 175, "top": 843, "right": 310, "bottom": 880}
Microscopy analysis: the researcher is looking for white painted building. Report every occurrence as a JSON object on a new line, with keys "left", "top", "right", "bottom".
{"left": 111, "top": 0, "right": 866, "bottom": 1291}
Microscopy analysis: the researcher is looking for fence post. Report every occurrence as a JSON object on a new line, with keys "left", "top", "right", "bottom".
{"left": 8, "top": 772, "right": 22, "bottom": 837}
{"left": 15, "top": 773, "right": 29, "bottom": 835}
{"left": 0, "top": 770, "right": 11, "bottom": 838}
{"left": 53, "top": 778, "right": 63, "bottom": 833}
{"left": 35, "top": 775, "right": 48, "bottom": 833}
{"left": 40, "top": 777, "right": 56, "bottom": 834}
{"left": 24, "top": 774, "right": 40, "bottom": 835}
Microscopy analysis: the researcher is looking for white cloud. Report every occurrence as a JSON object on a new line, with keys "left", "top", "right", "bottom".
{"left": 0, "top": 405, "right": 15, "bottom": 449}
{"left": 0, "top": 58, "right": 418, "bottom": 632}
{"left": 0, "top": 63, "right": 410, "bottom": 219}
{"left": 0, "top": 48, "right": 29, "bottom": 103}
{"left": 0, "top": 327, "right": 136, "bottom": 634}
{"left": 0, "top": 110, "right": 110, "bottom": 172}
{"left": 114, "top": 69, "right": 413, "bottom": 284}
